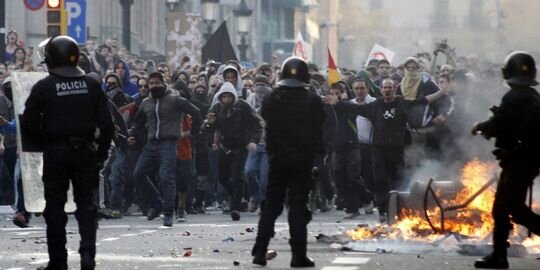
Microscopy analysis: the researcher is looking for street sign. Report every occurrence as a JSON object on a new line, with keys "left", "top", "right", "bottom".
{"left": 23, "top": 0, "right": 46, "bottom": 11}
{"left": 65, "top": 0, "right": 86, "bottom": 44}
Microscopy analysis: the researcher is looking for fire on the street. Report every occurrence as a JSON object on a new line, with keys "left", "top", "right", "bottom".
{"left": 347, "top": 159, "right": 540, "bottom": 251}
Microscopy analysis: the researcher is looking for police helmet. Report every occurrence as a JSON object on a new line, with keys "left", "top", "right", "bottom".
{"left": 502, "top": 51, "right": 538, "bottom": 86}
{"left": 44, "top": 35, "right": 85, "bottom": 78}
{"left": 277, "top": 56, "right": 310, "bottom": 87}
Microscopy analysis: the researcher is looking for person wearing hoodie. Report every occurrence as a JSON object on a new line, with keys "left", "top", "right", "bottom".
{"left": 129, "top": 72, "right": 202, "bottom": 227}
{"left": 207, "top": 82, "right": 262, "bottom": 221}
{"left": 101, "top": 73, "right": 132, "bottom": 218}
{"left": 114, "top": 60, "right": 139, "bottom": 97}
{"left": 222, "top": 65, "right": 250, "bottom": 101}
{"left": 244, "top": 75, "right": 272, "bottom": 213}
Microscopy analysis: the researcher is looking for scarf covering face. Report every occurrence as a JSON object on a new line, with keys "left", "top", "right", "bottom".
{"left": 401, "top": 69, "right": 421, "bottom": 100}
{"left": 150, "top": 86, "right": 167, "bottom": 99}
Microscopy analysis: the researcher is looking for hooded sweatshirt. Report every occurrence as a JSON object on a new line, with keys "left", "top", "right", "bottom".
{"left": 114, "top": 60, "right": 139, "bottom": 97}
{"left": 221, "top": 66, "right": 250, "bottom": 100}
{"left": 210, "top": 82, "right": 262, "bottom": 151}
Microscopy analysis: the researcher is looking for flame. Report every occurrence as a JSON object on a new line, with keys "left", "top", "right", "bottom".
{"left": 347, "top": 159, "right": 498, "bottom": 241}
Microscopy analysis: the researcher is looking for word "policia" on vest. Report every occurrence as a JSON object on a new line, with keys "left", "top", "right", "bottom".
{"left": 56, "top": 80, "right": 89, "bottom": 96}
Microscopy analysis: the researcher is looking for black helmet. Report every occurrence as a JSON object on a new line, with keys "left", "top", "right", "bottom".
{"left": 277, "top": 56, "right": 310, "bottom": 87}
{"left": 502, "top": 51, "right": 538, "bottom": 86}
{"left": 44, "top": 35, "right": 85, "bottom": 78}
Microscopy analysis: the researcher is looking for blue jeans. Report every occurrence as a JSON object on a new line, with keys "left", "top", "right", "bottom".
{"left": 245, "top": 144, "right": 269, "bottom": 203}
{"left": 134, "top": 140, "right": 177, "bottom": 214}
{"left": 108, "top": 148, "right": 126, "bottom": 210}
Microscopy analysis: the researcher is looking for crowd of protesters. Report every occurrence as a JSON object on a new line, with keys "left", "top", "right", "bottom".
{"left": 0, "top": 33, "right": 510, "bottom": 227}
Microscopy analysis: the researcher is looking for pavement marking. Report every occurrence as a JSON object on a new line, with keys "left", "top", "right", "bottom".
{"left": 6, "top": 268, "right": 25, "bottom": 270}
{"left": 321, "top": 267, "right": 359, "bottom": 270}
{"left": 28, "top": 259, "right": 49, "bottom": 265}
{"left": 331, "top": 257, "right": 371, "bottom": 264}
{"left": 100, "top": 237, "right": 119, "bottom": 242}
{"left": 343, "top": 251, "right": 376, "bottom": 256}
{"left": 119, "top": 233, "right": 138, "bottom": 237}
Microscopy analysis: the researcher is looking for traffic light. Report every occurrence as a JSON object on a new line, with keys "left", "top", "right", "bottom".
{"left": 47, "top": 0, "right": 67, "bottom": 37}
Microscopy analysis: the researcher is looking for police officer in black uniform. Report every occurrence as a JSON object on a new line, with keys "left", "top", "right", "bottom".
{"left": 252, "top": 57, "right": 325, "bottom": 268}
{"left": 472, "top": 51, "right": 540, "bottom": 269}
{"left": 22, "top": 36, "right": 114, "bottom": 270}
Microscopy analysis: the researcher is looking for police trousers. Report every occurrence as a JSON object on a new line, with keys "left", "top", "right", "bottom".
{"left": 492, "top": 158, "right": 540, "bottom": 254}
{"left": 257, "top": 150, "right": 314, "bottom": 248}
{"left": 42, "top": 141, "right": 99, "bottom": 263}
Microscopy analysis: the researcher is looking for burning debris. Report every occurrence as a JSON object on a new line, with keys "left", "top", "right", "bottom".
{"left": 344, "top": 160, "right": 540, "bottom": 256}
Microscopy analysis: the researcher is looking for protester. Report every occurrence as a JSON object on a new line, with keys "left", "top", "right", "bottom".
{"left": 130, "top": 72, "right": 202, "bottom": 227}
{"left": 207, "top": 82, "right": 262, "bottom": 221}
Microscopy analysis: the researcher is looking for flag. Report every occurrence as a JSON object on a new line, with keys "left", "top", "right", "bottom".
{"left": 327, "top": 47, "right": 341, "bottom": 85}
{"left": 202, "top": 21, "right": 238, "bottom": 63}
{"left": 365, "top": 44, "right": 396, "bottom": 66}
{"left": 118, "top": 102, "right": 136, "bottom": 121}
{"left": 292, "top": 31, "right": 312, "bottom": 62}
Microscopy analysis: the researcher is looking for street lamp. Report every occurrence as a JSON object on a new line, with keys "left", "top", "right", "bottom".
{"left": 233, "top": 0, "right": 253, "bottom": 61}
{"left": 201, "top": 0, "right": 219, "bottom": 42}
{"left": 166, "top": 0, "right": 181, "bottom": 12}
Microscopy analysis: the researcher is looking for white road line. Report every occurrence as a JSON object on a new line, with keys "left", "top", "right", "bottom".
{"left": 321, "top": 267, "right": 359, "bottom": 270}
{"left": 119, "top": 233, "right": 138, "bottom": 237}
{"left": 100, "top": 237, "right": 120, "bottom": 242}
{"left": 28, "top": 259, "right": 49, "bottom": 265}
{"left": 332, "top": 257, "right": 371, "bottom": 264}
{"left": 343, "top": 252, "right": 376, "bottom": 256}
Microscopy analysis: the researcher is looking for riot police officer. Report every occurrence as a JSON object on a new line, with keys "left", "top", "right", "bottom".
{"left": 22, "top": 36, "right": 114, "bottom": 270}
{"left": 252, "top": 57, "right": 325, "bottom": 268}
{"left": 472, "top": 51, "right": 540, "bottom": 269}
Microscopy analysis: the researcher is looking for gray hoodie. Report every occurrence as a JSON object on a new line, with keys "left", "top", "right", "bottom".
{"left": 209, "top": 82, "right": 262, "bottom": 150}
{"left": 221, "top": 65, "right": 250, "bottom": 100}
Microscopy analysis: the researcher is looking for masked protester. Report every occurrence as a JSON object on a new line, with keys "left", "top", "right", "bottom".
{"left": 472, "top": 51, "right": 540, "bottom": 269}
{"left": 129, "top": 72, "right": 202, "bottom": 227}
{"left": 22, "top": 35, "right": 114, "bottom": 270}
{"left": 252, "top": 57, "right": 325, "bottom": 268}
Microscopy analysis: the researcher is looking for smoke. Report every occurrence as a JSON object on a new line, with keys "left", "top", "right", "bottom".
{"left": 405, "top": 76, "right": 508, "bottom": 189}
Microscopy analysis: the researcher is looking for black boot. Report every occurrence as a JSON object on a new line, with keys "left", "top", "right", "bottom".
{"left": 474, "top": 253, "right": 508, "bottom": 269}
{"left": 252, "top": 237, "right": 270, "bottom": 266}
{"left": 79, "top": 241, "right": 96, "bottom": 270}
{"left": 37, "top": 261, "right": 68, "bottom": 270}
{"left": 290, "top": 240, "right": 315, "bottom": 268}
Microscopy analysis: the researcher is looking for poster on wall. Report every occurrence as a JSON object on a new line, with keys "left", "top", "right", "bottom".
{"left": 166, "top": 12, "right": 203, "bottom": 69}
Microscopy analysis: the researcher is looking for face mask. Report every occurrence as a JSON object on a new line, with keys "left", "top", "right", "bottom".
{"left": 106, "top": 84, "right": 120, "bottom": 92}
{"left": 150, "top": 86, "right": 166, "bottom": 99}
{"left": 405, "top": 69, "right": 420, "bottom": 79}
{"left": 194, "top": 92, "right": 206, "bottom": 101}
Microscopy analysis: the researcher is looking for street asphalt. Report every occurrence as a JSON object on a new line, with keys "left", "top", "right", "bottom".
{"left": 0, "top": 205, "right": 538, "bottom": 270}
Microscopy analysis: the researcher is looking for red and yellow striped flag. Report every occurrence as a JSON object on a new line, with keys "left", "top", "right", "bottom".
{"left": 327, "top": 47, "right": 341, "bottom": 85}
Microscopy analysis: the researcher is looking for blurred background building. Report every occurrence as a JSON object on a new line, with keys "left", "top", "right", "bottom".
{"left": 3, "top": 0, "right": 540, "bottom": 68}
